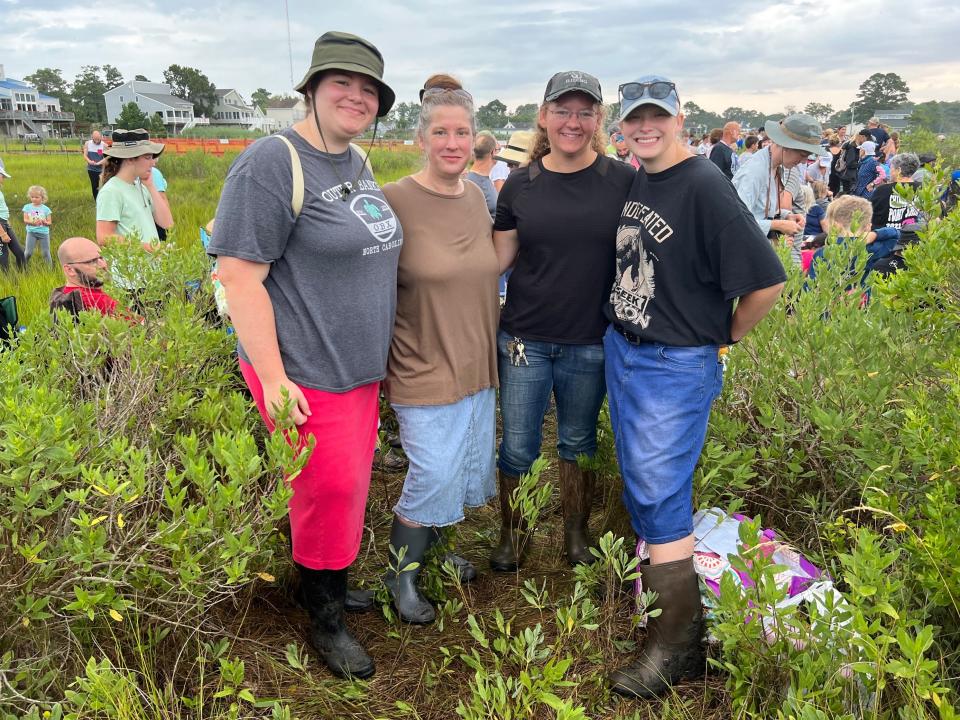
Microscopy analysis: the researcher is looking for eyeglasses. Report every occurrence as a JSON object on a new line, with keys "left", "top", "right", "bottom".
{"left": 67, "top": 255, "right": 104, "bottom": 266}
{"left": 548, "top": 108, "right": 598, "bottom": 122}
{"left": 420, "top": 87, "right": 474, "bottom": 101}
{"left": 618, "top": 81, "right": 677, "bottom": 101}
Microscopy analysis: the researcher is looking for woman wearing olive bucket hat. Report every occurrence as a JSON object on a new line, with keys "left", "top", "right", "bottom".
{"left": 95, "top": 128, "right": 173, "bottom": 249}
{"left": 208, "top": 31, "right": 399, "bottom": 680}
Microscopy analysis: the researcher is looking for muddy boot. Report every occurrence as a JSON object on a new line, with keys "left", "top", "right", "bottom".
{"left": 609, "top": 557, "right": 705, "bottom": 698}
{"left": 297, "top": 564, "right": 375, "bottom": 679}
{"left": 558, "top": 459, "right": 596, "bottom": 566}
{"left": 489, "top": 470, "right": 531, "bottom": 572}
{"left": 384, "top": 518, "right": 436, "bottom": 624}
{"left": 430, "top": 527, "right": 477, "bottom": 583}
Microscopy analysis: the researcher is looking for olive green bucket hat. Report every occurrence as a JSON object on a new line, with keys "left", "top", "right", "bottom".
{"left": 295, "top": 31, "right": 396, "bottom": 117}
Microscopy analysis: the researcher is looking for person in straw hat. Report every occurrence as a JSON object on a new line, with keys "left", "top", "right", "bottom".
{"left": 95, "top": 129, "right": 172, "bottom": 249}
{"left": 208, "top": 31, "right": 399, "bottom": 680}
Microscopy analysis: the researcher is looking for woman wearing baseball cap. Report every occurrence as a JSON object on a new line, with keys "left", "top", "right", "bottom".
{"left": 604, "top": 76, "right": 786, "bottom": 698}
{"left": 95, "top": 129, "right": 172, "bottom": 248}
{"left": 490, "top": 71, "right": 635, "bottom": 571}
{"left": 208, "top": 31, "right": 399, "bottom": 680}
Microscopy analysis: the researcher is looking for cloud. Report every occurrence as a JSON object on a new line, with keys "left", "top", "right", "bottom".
{"left": 1, "top": 0, "right": 958, "bottom": 115}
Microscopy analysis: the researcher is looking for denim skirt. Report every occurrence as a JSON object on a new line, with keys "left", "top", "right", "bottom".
{"left": 392, "top": 387, "right": 497, "bottom": 527}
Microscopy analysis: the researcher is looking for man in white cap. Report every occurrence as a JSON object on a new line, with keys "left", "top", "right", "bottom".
{"left": 733, "top": 113, "right": 829, "bottom": 239}
{"left": 853, "top": 140, "right": 879, "bottom": 198}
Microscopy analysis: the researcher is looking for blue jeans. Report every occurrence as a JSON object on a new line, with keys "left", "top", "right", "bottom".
{"left": 604, "top": 327, "right": 725, "bottom": 544}
{"left": 497, "top": 329, "right": 606, "bottom": 477}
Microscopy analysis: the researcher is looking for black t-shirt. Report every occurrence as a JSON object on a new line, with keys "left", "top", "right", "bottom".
{"left": 868, "top": 127, "right": 890, "bottom": 147}
{"left": 495, "top": 154, "right": 635, "bottom": 344}
{"left": 871, "top": 180, "right": 921, "bottom": 230}
{"left": 606, "top": 156, "right": 787, "bottom": 346}
{"left": 709, "top": 141, "right": 734, "bottom": 180}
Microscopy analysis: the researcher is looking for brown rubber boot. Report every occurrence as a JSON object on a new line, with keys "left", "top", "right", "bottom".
{"left": 489, "top": 470, "right": 530, "bottom": 572}
{"left": 609, "top": 557, "right": 705, "bottom": 698}
{"left": 558, "top": 459, "right": 596, "bottom": 565}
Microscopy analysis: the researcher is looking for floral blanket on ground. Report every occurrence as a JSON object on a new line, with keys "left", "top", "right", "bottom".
{"left": 636, "top": 508, "right": 849, "bottom": 641}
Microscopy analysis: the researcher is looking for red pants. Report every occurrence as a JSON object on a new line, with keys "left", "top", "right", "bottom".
{"left": 240, "top": 359, "right": 379, "bottom": 570}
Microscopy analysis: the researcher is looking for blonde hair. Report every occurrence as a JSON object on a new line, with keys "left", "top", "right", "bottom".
{"left": 796, "top": 184, "right": 815, "bottom": 214}
{"left": 417, "top": 73, "right": 475, "bottom": 141}
{"left": 811, "top": 180, "right": 828, "bottom": 200}
{"left": 529, "top": 100, "right": 607, "bottom": 163}
{"left": 825, "top": 195, "right": 871, "bottom": 234}
{"left": 27, "top": 185, "right": 48, "bottom": 203}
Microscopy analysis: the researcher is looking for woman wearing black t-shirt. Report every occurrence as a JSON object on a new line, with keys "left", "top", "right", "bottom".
{"left": 490, "top": 71, "right": 635, "bottom": 571}
{"left": 604, "top": 75, "right": 787, "bottom": 699}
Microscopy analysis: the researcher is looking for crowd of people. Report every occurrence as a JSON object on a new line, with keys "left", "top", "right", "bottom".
{"left": 1, "top": 29, "right": 955, "bottom": 701}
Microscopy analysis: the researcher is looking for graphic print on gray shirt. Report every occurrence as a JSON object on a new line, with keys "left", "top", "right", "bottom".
{"left": 208, "top": 129, "right": 402, "bottom": 392}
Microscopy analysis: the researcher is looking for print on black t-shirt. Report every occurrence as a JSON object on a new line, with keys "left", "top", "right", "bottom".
{"left": 606, "top": 157, "right": 787, "bottom": 347}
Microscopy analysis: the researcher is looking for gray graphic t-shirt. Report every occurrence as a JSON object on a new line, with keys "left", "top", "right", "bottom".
{"left": 209, "top": 129, "right": 402, "bottom": 392}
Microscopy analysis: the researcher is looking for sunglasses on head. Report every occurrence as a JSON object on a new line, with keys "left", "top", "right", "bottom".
{"left": 618, "top": 81, "right": 677, "bottom": 101}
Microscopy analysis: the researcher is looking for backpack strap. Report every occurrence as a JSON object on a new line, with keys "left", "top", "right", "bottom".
{"left": 273, "top": 134, "right": 304, "bottom": 219}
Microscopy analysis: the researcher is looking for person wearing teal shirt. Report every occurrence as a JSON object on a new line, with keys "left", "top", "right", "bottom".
{"left": 95, "top": 129, "right": 173, "bottom": 249}
{"left": 22, "top": 184, "right": 53, "bottom": 266}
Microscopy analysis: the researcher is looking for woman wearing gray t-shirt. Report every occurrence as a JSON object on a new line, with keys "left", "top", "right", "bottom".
{"left": 208, "top": 32, "right": 400, "bottom": 681}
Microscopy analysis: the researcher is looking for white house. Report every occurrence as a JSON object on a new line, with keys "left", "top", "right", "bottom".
{"left": 265, "top": 97, "right": 306, "bottom": 130}
{"left": 212, "top": 89, "right": 277, "bottom": 132}
{"left": 104, "top": 80, "right": 201, "bottom": 132}
{"left": 0, "top": 64, "right": 74, "bottom": 138}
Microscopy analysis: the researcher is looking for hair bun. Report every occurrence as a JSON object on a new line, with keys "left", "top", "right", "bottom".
{"left": 422, "top": 73, "right": 462, "bottom": 92}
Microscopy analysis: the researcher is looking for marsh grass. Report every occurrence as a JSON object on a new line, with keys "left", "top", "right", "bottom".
{"left": 2, "top": 149, "right": 959, "bottom": 720}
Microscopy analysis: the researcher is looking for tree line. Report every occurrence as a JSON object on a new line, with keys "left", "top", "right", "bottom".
{"left": 23, "top": 67, "right": 958, "bottom": 135}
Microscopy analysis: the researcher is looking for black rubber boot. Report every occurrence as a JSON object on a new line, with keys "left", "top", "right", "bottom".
{"left": 558, "top": 459, "right": 596, "bottom": 566}
{"left": 609, "top": 557, "right": 705, "bottom": 698}
{"left": 430, "top": 527, "right": 477, "bottom": 583}
{"left": 297, "top": 564, "right": 375, "bottom": 679}
{"left": 489, "top": 470, "right": 530, "bottom": 572}
{"left": 384, "top": 518, "right": 436, "bottom": 624}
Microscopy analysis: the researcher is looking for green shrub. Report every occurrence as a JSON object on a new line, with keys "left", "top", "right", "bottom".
{"left": 0, "top": 246, "right": 306, "bottom": 713}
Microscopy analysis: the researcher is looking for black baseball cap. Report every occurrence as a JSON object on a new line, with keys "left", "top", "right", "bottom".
{"left": 543, "top": 71, "right": 602, "bottom": 104}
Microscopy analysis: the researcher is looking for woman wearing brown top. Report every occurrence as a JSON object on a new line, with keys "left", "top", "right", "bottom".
{"left": 379, "top": 74, "right": 500, "bottom": 625}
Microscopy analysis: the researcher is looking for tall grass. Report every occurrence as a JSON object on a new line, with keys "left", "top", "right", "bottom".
{"left": 0, "top": 146, "right": 420, "bottom": 323}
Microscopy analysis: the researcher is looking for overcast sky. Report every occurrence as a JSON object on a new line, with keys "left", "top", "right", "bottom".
{"left": 3, "top": 0, "right": 959, "bottom": 116}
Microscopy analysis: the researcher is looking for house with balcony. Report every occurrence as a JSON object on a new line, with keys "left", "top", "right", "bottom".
{"left": 0, "top": 64, "right": 75, "bottom": 138}
{"left": 104, "top": 80, "right": 206, "bottom": 133}
{"left": 265, "top": 97, "right": 306, "bottom": 130}
{"left": 211, "top": 89, "right": 277, "bottom": 132}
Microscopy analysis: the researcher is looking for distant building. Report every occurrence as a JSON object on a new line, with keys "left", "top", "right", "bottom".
{"left": 0, "top": 64, "right": 75, "bottom": 138}
{"left": 874, "top": 107, "right": 914, "bottom": 131}
{"left": 212, "top": 89, "right": 277, "bottom": 132}
{"left": 104, "top": 80, "right": 207, "bottom": 133}
{"left": 265, "top": 97, "right": 306, "bottom": 130}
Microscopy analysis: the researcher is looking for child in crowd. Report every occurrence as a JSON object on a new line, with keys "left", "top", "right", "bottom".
{"left": 803, "top": 181, "right": 830, "bottom": 235}
{"left": 806, "top": 195, "right": 899, "bottom": 282}
{"left": 22, "top": 185, "right": 53, "bottom": 267}
{"left": 0, "top": 160, "right": 27, "bottom": 273}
